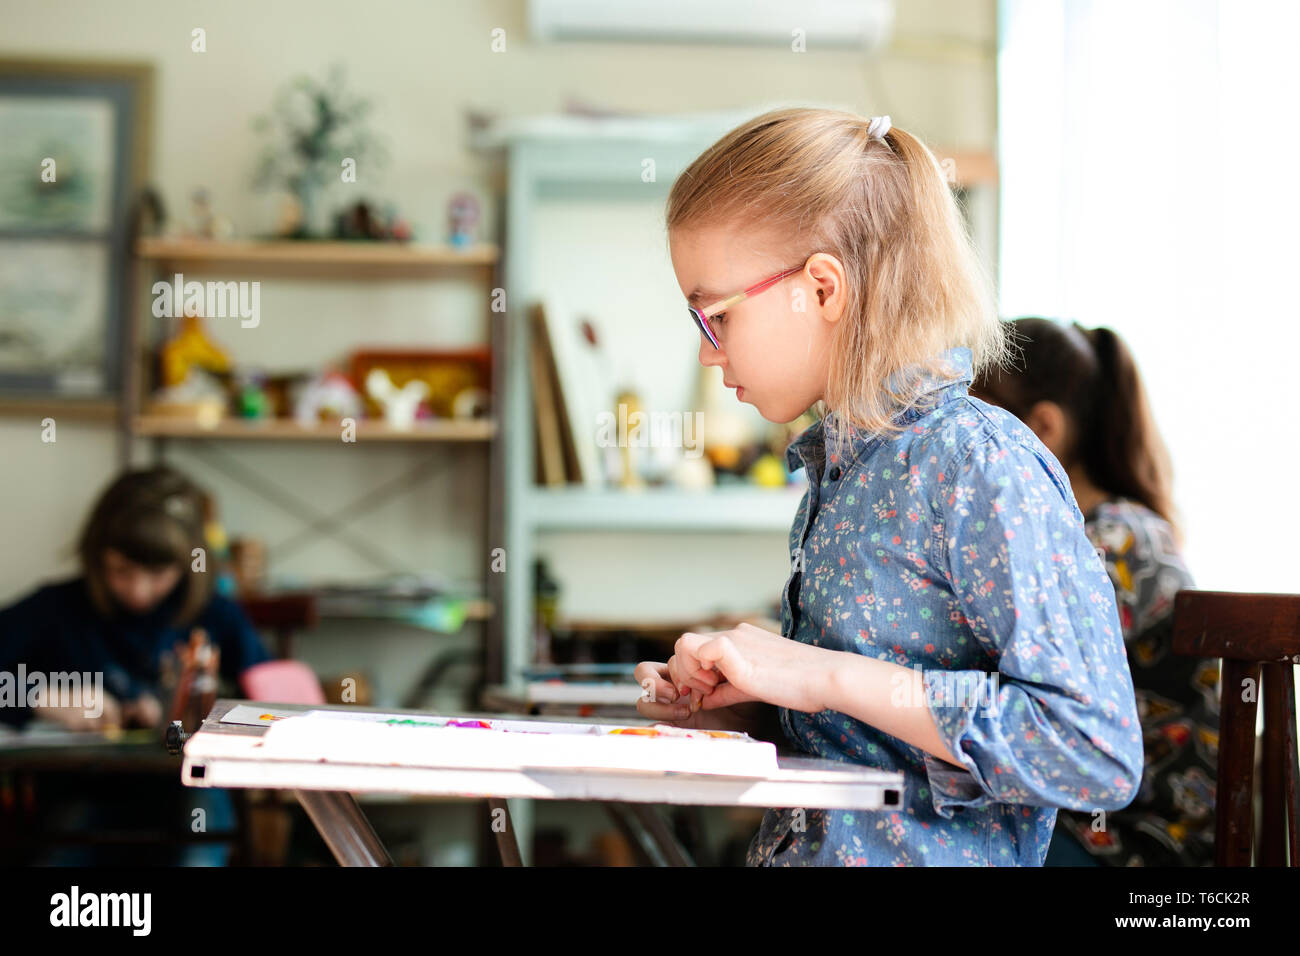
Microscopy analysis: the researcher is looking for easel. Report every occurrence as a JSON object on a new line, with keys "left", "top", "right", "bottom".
{"left": 181, "top": 699, "right": 905, "bottom": 866}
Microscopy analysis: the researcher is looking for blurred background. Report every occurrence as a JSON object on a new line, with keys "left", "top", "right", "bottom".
{"left": 0, "top": 0, "right": 1294, "bottom": 866}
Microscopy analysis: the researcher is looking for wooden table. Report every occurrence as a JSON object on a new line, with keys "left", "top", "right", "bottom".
{"left": 0, "top": 728, "right": 243, "bottom": 861}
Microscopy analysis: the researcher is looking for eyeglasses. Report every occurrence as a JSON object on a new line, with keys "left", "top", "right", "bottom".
{"left": 687, "top": 260, "right": 807, "bottom": 350}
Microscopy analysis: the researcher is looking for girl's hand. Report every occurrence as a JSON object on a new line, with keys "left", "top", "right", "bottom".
{"left": 673, "top": 623, "right": 833, "bottom": 714}
{"left": 634, "top": 650, "right": 759, "bottom": 717}
{"left": 34, "top": 693, "right": 123, "bottom": 732}
{"left": 632, "top": 660, "right": 779, "bottom": 740}
{"left": 633, "top": 660, "right": 696, "bottom": 721}
{"left": 634, "top": 659, "right": 755, "bottom": 718}
{"left": 122, "top": 693, "right": 163, "bottom": 729}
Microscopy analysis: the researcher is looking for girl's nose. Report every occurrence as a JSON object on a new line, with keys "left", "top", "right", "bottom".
{"left": 698, "top": 336, "right": 723, "bottom": 367}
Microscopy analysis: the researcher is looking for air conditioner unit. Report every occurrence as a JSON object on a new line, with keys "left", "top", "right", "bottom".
{"left": 528, "top": 0, "right": 895, "bottom": 52}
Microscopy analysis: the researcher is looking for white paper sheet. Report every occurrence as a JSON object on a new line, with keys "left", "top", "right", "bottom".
{"left": 254, "top": 709, "right": 779, "bottom": 777}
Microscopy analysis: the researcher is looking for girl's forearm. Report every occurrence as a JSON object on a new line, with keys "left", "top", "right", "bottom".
{"left": 819, "top": 650, "right": 966, "bottom": 769}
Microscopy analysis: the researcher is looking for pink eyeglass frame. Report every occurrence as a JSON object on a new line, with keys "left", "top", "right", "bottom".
{"left": 688, "top": 261, "right": 807, "bottom": 350}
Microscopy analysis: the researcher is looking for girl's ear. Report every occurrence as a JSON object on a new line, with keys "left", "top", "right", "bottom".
{"left": 1024, "top": 400, "right": 1070, "bottom": 457}
{"left": 805, "top": 252, "right": 847, "bottom": 316}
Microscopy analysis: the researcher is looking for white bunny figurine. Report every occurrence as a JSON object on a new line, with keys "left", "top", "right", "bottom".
{"left": 366, "top": 368, "right": 429, "bottom": 430}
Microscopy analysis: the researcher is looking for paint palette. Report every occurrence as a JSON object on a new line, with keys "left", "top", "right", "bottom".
{"left": 252, "top": 708, "right": 780, "bottom": 777}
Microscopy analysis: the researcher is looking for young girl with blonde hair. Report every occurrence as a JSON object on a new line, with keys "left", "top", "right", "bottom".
{"left": 634, "top": 108, "right": 1144, "bottom": 866}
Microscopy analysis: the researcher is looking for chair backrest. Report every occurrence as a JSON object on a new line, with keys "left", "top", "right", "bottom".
{"left": 238, "top": 659, "right": 326, "bottom": 705}
{"left": 1172, "top": 589, "right": 1300, "bottom": 866}
{"left": 239, "top": 592, "right": 318, "bottom": 659}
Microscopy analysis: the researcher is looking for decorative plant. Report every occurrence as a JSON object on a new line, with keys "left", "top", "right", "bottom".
{"left": 250, "top": 62, "right": 389, "bottom": 237}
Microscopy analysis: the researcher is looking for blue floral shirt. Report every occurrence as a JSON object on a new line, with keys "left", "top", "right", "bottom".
{"left": 746, "top": 346, "right": 1144, "bottom": 866}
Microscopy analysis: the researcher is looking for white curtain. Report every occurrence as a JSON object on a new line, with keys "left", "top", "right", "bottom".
{"left": 997, "top": 0, "right": 1300, "bottom": 591}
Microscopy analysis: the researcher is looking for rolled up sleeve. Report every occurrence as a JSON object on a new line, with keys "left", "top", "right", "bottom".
{"left": 921, "top": 434, "right": 1144, "bottom": 819}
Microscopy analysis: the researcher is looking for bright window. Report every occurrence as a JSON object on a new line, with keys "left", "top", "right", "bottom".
{"left": 998, "top": 0, "right": 1300, "bottom": 590}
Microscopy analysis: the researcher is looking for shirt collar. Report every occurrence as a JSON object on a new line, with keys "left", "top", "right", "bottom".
{"left": 785, "top": 346, "right": 974, "bottom": 472}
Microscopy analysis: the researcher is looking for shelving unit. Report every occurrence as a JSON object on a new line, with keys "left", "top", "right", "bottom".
{"left": 121, "top": 235, "right": 506, "bottom": 683}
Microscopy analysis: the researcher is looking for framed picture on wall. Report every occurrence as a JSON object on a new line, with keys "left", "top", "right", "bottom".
{"left": 0, "top": 58, "right": 152, "bottom": 405}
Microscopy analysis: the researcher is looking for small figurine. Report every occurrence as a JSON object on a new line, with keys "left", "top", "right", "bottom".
{"left": 383, "top": 202, "right": 413, "bottom": 242}
{"left": 201, "top": 495, "right": 238, "bottom": 598}
{"left": 335, "top": 200, "right": 387, "bottom": 240}
{"left": 188, "top": 187, "right": 234, "bottom": 240}
{"left": 160, "top": 310, "right": 231, "bottom": 387}
{"left": 274, "top": 193, "right": 304, "bottom": 239}
{"left": 294, "top": 370, "right": 363, "bottom": 426}
{"left": 447, "top": 191, "right": 480, "bottom": 248}
{"left": 450, "top": 385, "right": 490, "bottom": 419}
{"left": 130, "top": 186, "right": 167, "bottom": 237}
{"left": 748, "top": 452, "right": 787, "bottom": 488}
{"left": 615, "top": 384, "right": 645, "bottom": 489}
{"left": 365, "top": 368, "right": 428, "bottom": 430}
{"left": 234, "top": 369, "right": 270, "bottom": 418}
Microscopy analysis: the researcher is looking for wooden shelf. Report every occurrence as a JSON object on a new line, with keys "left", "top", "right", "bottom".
{"left": 319, "top": 598, "right": 495, "bottom": 621}
{"left": 455, "top": 598, "right": 496, "bottom": 620}
{"left": 133, "top": 415, "right": 497, "bottom": 442}
{"left": 526, "top": 485, "right": 803, "bottom": 532}
{"left": 939, "top": 149, "right": 999, "bottom": 187}
{"left": 135, "top": 237, "right": 499, "bottom": 278}
{"left": 0, "top": 398, "right": 119, "bottom": 421}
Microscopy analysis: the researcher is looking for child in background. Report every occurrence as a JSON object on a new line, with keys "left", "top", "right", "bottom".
{"left": 634, "top": 108, "right": 1144, "bottom": 865}
{"left": 0, "top": 465, "right": 272, "bottom": 864}
{"left": 971, "top": 317, "right": 1216, "bottom": 867}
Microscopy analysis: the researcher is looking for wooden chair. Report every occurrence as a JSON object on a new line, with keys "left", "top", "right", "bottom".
{"left": 1171, "top": 590, "right": 1300, "bottom": 866}
{"left": 239, "top": 592, "right": 318, "bottom": 660}
{"left": 232, "top": 592, "right": 321, "bottom": 864}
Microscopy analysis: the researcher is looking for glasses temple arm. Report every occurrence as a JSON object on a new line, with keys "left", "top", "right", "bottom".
{"left": 702, "top": 290, "right": 750, "bottom": 317}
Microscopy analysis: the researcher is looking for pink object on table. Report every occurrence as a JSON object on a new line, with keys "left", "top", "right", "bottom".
{"left": 238, "top": 660, "right": 326, "bottom": 705}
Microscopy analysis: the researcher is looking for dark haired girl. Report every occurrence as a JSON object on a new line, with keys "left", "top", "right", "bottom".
{"left": 971, "top": 317, "right": 1218, "bottom": 867}
{"left": 1, "top": 465, "right": 270, "bottom": 730}
{"left": 0, "top": 466, "right": 271, "bottom": 864}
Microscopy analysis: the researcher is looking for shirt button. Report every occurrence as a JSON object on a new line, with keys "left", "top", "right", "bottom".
{"left": 828, "top": 466, "right": 841, "bottom": 481}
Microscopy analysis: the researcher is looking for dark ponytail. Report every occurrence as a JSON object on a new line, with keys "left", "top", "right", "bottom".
{"left": 973, "top": 317, "right": 1183, "bottom": 546}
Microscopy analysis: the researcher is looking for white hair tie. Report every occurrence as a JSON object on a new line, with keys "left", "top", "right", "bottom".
{"left": 867, "top": 114, "right": 891, "bottom": 141}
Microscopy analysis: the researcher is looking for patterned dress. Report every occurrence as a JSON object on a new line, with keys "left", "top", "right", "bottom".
{"left": 1051, "top": 499, "right": 1217, "bottom": 865}
{"left": 746, "top": 346, "right": 1144, "bottom": 866}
